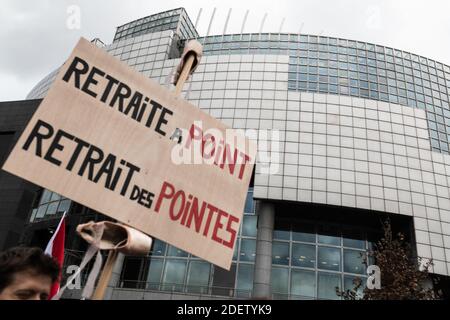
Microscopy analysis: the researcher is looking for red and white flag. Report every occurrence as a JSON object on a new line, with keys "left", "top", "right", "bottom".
{"left": 45, "top": 212, "right": 66, "bottom": 299}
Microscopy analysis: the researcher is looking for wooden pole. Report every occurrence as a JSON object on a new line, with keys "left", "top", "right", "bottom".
{"left": 174, "top": 53, "right": 195, "bottom": 96}
{"left": 90, "top": 47, "right": 198, "bottom": 301}
{"left": 92, "top": 249, "right": 118, "bottom": 300}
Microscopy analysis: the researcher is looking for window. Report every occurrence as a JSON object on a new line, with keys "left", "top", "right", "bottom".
{"left": 46, "top": 202, "right": 58, "bottom": 215}
{"left": 318, "top": 226, "right": 341, "bottom": 246}
{"left": 242, "top": 216, "right": 257, "bottom": 237}
{"left": 271, "top": 267, "right": 289, "bottom": 296}
{"left": 344, "top": 250, "right": 366, "bottom": 275}
{"left": 162, "top": 260, "right": 187, "bottom": 291}
{"left": 272, "top": 242, "right": 290, "bottom": 265}
{"left": 271, "top": 219, "right": 375, "bottom": 298}
{"left": 239, "top": 239, "right": 256, "bottom": 262}
{"left": 57, "top": 200, "right": 70, "bottom": 214}
{"left": 344, "top": 275, "right": 366, "bottom": 298}
{"left": 151, "top": 239, "right": 166, "bottom": 256}
{"left": 236, "top": 264, "right": 254, "bottom": 297}
{"left": 121, "top": 257, "right": 144, "bottom": 289}
{"left": 167, "top": 245, "right": 188, "bottom": 257}
{"left": 318, "top": 272, "right": 341, "bottom": 300}
{"left": 283, "top": 43, "right": 447, "bottom": 152}
{"left": 36, "top": 204, "right": 48, "bottom": 219}
{"left": 39, "top": 190, "right": 52, "bottom": 204}
{"left": 273, "top": 221, "right": 290, "bottom": 240}
{"left": 292, "top": 243, "right": 316, "bottom": 268}
{"left": 211, "top": 265, "right": 236, "bottom": 296}
{"left": 32, "top": 190, "right": 70, "bottom": 222}
{"left": 291, "top": 269, "right": 316, "bottom": 298}
{"left": 128, "top": 190, "right": 258, "bottom": 298}
{"left": 318, "top": 247, "right": 341, "bottom": 271}
{"left": 343, "top": 229, "right": 365, "bottom": 249}
{"left": 244, "top": 188, "right": 255, "bottom": 213}
{"left": 186, "top": 261, "right": 210, "bottom": 293}
{"left": 50, "top": 192, "right": 61, "bottom": 202}
{"left": 146, "top": 259, "right": 163, "bottom": 290}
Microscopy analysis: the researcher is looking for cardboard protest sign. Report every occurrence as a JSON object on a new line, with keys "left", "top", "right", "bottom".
{"left": 2, "top": 38, "right": 256, "bottom": 270}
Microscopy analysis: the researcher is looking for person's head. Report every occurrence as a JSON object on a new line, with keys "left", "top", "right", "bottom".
{"left": 0, "top": 247, "right": 60, "bottom": 300}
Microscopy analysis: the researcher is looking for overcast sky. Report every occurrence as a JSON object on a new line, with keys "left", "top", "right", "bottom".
{"left": 1, "top": 0, "right": 449, "bottom": 101}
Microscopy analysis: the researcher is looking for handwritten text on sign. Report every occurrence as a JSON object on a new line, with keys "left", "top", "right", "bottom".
{"left": 2, "top": 38, "right": 256, "bottom": 269}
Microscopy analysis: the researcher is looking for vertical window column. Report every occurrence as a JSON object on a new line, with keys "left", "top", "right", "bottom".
{"left": 252, "top": 201, "right": 275, "bottom": 298}
{"left": 106, "top": 253, "right": 125, "bottom": 298}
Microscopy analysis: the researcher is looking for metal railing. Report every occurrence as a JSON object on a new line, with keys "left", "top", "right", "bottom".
{"left": 116, "top": 281, "right": 319, "bottom": 300}
{"left": 117, "top": 280, "right": 253, "bottom": 299}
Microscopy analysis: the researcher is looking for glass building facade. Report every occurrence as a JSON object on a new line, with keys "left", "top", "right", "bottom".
{"left": 116, "top": 194, "right": 376, "bottom": 299}
{"left": 29, "top": 189, "right": 71, "bottom": 223}
{"left": 114, "top": 8, "right": 198, "bottom": 43}
{"left": 270, "top": 219, "right": 375, "bottom": 299}
{"left": 119, "top": 189, "right": 257, "bottom": 298}
{"left": 25, "top": 8, "right": 450, "bottom": 299}
{"left": 198, "top": 34, "right": 450, "bottom": 154}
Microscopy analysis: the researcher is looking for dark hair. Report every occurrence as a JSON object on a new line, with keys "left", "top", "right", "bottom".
{"left": 0, "top": 247, "right": 60, "bottom": 292}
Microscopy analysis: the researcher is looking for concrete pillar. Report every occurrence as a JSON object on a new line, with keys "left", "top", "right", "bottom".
{"left": 104, "top": 252, "right": 125, "bottom": 300}
{"left": 252, "top": 201, "right": 275, "bottom": 299}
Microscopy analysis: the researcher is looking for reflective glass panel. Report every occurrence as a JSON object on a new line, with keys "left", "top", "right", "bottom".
{"left": 236, "top": 264, "right": 254, "bottom": 298}
{"left": 36, "top": 204, "right": 48, "bottom": 219}
{"left": 272, "top": 242, "right": 290, "bottom": 265}
{"left": 274, "top": 221, "right": 290, "bottom": 240}
{"left": 187, "top": 261, "right": 210, "bottom": 293}
{"left": 318, "top": 272, "right": 341, "bottom": 300}
{"left": 244, "top": 190, "right": 255, "bottom": 213}
{"left": 39, "top": 190, "right": 52, "bottom": 205}
{"left": 291, "top": 269, "right": 316, "bottom": 298}
{"left": 318, "top": 246, "right": 341, "bottom": 271}
{"left": 292, "top": 222, "right": 316, "bottom": 243}
{"left": 292, "top": 243, "right": 316, "bottom": 268}
{"left": 271, "top": 267, "right": 289, "bottom": 294}
{"left": 318, "top": 225, "right": 341, "bottom": 246}
{"left": 167, "top": 245, "right": 188, "bottom": 257}
{"left": 239, "top": 239, "right": 256, "bottom": 262}
{"left": 50, "top": 192, "right": 61, "bottom": 202}
{"left": 344, "top": 275, "right": 366, "bottom": 299}
{"left": 162, "top": 260, "right": 187, "bottom": 291}
{"left": 57, "top": 200, "right": 70, "bottom": 214}
{"left": 344, "top": 249, "right": 366, "bottom": 275}
{"left": 242, "top": 216, "right": 257, "bottom": 237}
{"left": 343, "top": 229, "right": 365, "bottom": 249}
{"left": 151, "top": 239, "right": 166, "bottom": 256}
{"left": 233, "top": 239, "right": 239, "bottom": 261}
{"left": 46, "top": 202, "right": 58, "bottom": 215}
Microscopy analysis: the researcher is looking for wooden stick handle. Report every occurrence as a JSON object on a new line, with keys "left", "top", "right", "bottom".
{"left": 92, "top": 250, "right": 118, "bottom": 300}
{"left": 174, "top": 53, "right": 195, "bottom": 96}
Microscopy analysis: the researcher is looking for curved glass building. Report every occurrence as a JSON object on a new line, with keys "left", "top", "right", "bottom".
{"left": 24, "top": 8, "right": 450, "bottom": 299}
